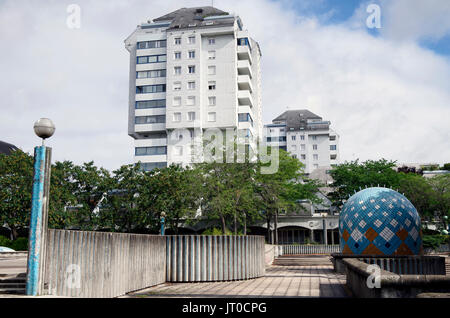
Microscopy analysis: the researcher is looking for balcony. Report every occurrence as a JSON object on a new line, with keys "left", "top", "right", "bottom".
{"left": 237, "top": 60, "right": 253, "bottom": 78}
{"left": 237, "top": 45, "right": 252, "bottom": 65}
{"left": 238, "top": 90, "right": 254, "bottom": 107}
{"left": 134, "top": 123, "right": 166, "bottom": 133}
{"left": 238, "top": 75, "right": 253, "bottom": 92}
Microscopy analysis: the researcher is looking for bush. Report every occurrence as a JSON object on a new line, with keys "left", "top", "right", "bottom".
{"left": 202, "top": 227, "right": 235, "bottom": 235}
{"left": 0, "top": 235, "right": 12, "bottom": 247}
{"left": 422, "top": 235, "right": 450, "bottom": 250}
{"left": 10, "top": 237, "right": 28, "bottom": 251}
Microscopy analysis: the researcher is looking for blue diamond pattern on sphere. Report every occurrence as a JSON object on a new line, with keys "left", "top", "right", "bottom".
{"left": 339, "top": 187, "right": 422, "bottom": 255}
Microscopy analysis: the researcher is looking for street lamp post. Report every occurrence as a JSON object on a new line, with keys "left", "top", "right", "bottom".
{"left": 160, "top": 212, "right": 166, "bottom": 235}
{"left": 26, "top": 118, "right": 55, "bottom": 296}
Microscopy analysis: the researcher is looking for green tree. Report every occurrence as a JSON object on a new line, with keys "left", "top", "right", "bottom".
{"left": 397, "top": 173, "right": 434, "bottom": 217}
{"left": 48, "top": 160, "right": 78, "bottom": 229}
{"left": 428, "top": 174, "right": 450, "bottom": 219}
{"left": 0, "top": 150, "right": 34, "bottom": 240}
{"left": 329, "top": 159, "right": 401, "bottom": 207}
{"left": 140, "top": 164, "right": 202, "bottom": 234}
{"left": 255, "top": 148, "right": 322, "bottom": 241}
{"left": 70, "top": 161, "right": 111, "bottom": 230}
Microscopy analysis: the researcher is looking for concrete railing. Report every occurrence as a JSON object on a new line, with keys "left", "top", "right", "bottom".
{"left": 281, "top": 244, "right": 340, "bottom": 255}
{"left": 165, "top": 235, "right": 265, "bottom": 282}
{"left": 331, "top": 254, "right": 446, "bottom": 275}
{"left": 43, "top": 229, "right": 166, "bottom": 297}
{"left": 341, "top": 258, "right": 450, "bottom": 298}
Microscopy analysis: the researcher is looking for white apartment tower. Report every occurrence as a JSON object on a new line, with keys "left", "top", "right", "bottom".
{"left": 264, "top": 110, "right": 340, "bottom": 174}
{"left": 125, "top": 7, "right": 262, "bottom": 170}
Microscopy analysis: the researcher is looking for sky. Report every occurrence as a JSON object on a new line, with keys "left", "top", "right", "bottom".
{"left": 0, "top": 0, "right": 449, "bottom": 171}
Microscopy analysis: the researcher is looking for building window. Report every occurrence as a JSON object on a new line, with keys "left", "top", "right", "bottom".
{"left": 188, "top": 65, "right": 195, "bottom": 74}
{"left": 137, "top": 40, "right": 167, "bottom": 49}
{"left": 208, "top": 65, "right": 216, "bottom": 75}
{"left": 291, "top": 136, "right": 296, "bottom": 141}
{"left": 300, "top": 135, "right": 305, "bottom": 140}
{"left": 313, "top": 144, "right": 318, "bottom": 150}
{"left": 174, "top": 52, "right": 181, "bottom": 59}
{"left": 135, "top": 115, "right": 166, "bottom": 124}
{"left": 136, "top": 84, "right": 166, "bottom": 94}
{"left": 208, "top": 96, "right": 216, "bottom": 106}
{"left": 136, "top": 69, "right": 166, "bottom": 79}
{"left": 208, "top": 112, "right": 216, "bottom": 122}
{"left": 173, "top": 82, "right": 181, "bottom": 91}
{"left": 187, "top": 81, "right": 195, "bottom": 90}
{"left": 174, "top": 66, "right": 181, "bottom": 75}
{"left": 140, "top": 162, "right": 167, "bottom": 172}
{"left": 208, "top": 38, "right": 215, "bottom": 45}
{"left": 188, "top": 36, "right": 195, "bottom": 44}
{"left": 186, "top": 96, "right": 195, "bottom": 106}
{"left": 312, "top": 135, "right": 317, "bottom": 140}
{"left": 301, "top": 154, "right": 306, "bottom": 160}
{"left": 187, "top": 112, "right": 195, "bottom": 121}
{"left": 135, "top": 99, "right": 166, "bottom": 109}
{"left": 188, "top": 50, "right": 195, "bottom": 59}
{"left": 330, "top": 135, "right": 336, "bottom": 141}
{"left": 135, "top": 146, "right": 167, "bottom": 156}
{"left": 313, "top": 154, "right": 318, "bottom": 161}
{"left": 292, "top": 154, "right": 297, "bottom": 159}
{"left": 301, "top": 144, "right": 306, "bottom": 151}
{"left": 173, "top": 112, "right": 181, "bottom": 122}
{"left": 330, "top": 154, "right": 337, "bottom": 160}
{"left": 330, "top": 145, "right": 337, "bottom": 151}
{"left": 208, "top": 50, "right": 216, "bottom": 59}
{"left": 208, "top": 81, "right": 216, "bottom": 90}
{"left": 238, "top": 113, "right": 253, "bottom": 126}
{"left": 313, "top": 164, "right": 319, "bottom": 170}
{"left": 173, "top": 97, "right": 181, "bottom": 106}
{"left": 291, "top": 145, "right": 297, "bottom": 151}
{"left": 136, "top": 54, "right": 166, "bottom": 64}
{"left": 174, "top": 37, "right": 181, "bottom": 45}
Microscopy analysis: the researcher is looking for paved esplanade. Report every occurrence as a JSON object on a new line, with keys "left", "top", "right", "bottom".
{"left": 127, "top": 265, "right": 349, "bottom": 298}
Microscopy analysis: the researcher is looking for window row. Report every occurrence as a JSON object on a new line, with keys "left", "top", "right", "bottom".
{"left": 137, "top": 40, "right": 167, "bottom": 50}
{"left": 330, "top": 145, "right": 337, "bottom": 150}
{"left": 136, "top": 84, "right": 166, "bottom": 94}
{"left": 135, "top": 99, "right": 166, "bottom": 109}
{"left": 137, "top": 54, "right": 166, "bottom": 64}
{"left": 173, "top": 50, "right": 216, "bottom": 60}
{"left": 172, "top": 96, "right": 216, "bottom": 107}
{"left": 172, "top": 112, "right": 196, "bottom": 122}
{"left": 135, "top": 115, "right": 166, "bottom": 125}
{"left": 172, "top": 80, "right": 216, "bottom": 91}
{"left": 135, "top": 146, "right": 167, "bottom": 156}
{"left": 291, "top": 135, "right": 306, "bottom": 141}
{"left": 173, "top": 65, "right": 196, "bottom": 75}
{"left": 173, "top": 36, "right": 215, "bottom": 45}
{"left": 136, "top": 69, "right": 166, "bottom": 79}
{"left": 140, "top": 162, "right": 167, "bottom": 172}
{"left": 266, "top": 136, "right": 286, "bottom": 142}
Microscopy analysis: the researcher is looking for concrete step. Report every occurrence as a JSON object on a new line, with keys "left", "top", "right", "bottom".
{"left": 273, "top": 255, "right": 332, "bottom": 266}
{"left": 0, "top": 288, "right": 26, "bottom": 295}
{"left": 0, "top": 274, "right": 26, "bottom": 295}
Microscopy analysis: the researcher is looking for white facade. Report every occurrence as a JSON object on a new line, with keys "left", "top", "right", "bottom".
{"left": 124, "top": 7, "right": 262, "bottom": 170}
{"left": 264, "top": 110, "right": 340, "bottom": 174}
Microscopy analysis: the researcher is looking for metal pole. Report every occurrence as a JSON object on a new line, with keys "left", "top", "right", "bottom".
{"left": 323, "top": 218, "right": 328, "bottom": 245}
{"left": 26, "top": 146, "right": 51, "bottom": 296}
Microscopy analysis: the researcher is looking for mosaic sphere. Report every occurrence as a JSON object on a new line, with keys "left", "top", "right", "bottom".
{"left": 339, "top": 187, "right": 422, "bottom": 255}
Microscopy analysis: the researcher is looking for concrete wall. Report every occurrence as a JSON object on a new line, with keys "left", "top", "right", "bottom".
{"left": 341, "top": 258, "right": 450, "bottom": 298}
{"left": 43, "top": 230, "right": 166, "bottom": 298}
{"left": 165, "top": 235, "right": 265, "bottom": 282}
{"left": 264, "top": 244, "right": 279, "bottom": 266}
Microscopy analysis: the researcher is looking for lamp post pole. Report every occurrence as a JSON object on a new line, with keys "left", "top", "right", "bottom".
{"left": 160, "top": 212, "right": 166, "bottom": 235}
{"left": 26, "top": 118, "right": 55, "bottom": 296}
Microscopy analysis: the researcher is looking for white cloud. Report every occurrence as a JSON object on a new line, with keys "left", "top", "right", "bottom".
{"left": 0, "top": 0, "right": 449, "bottom": 171}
